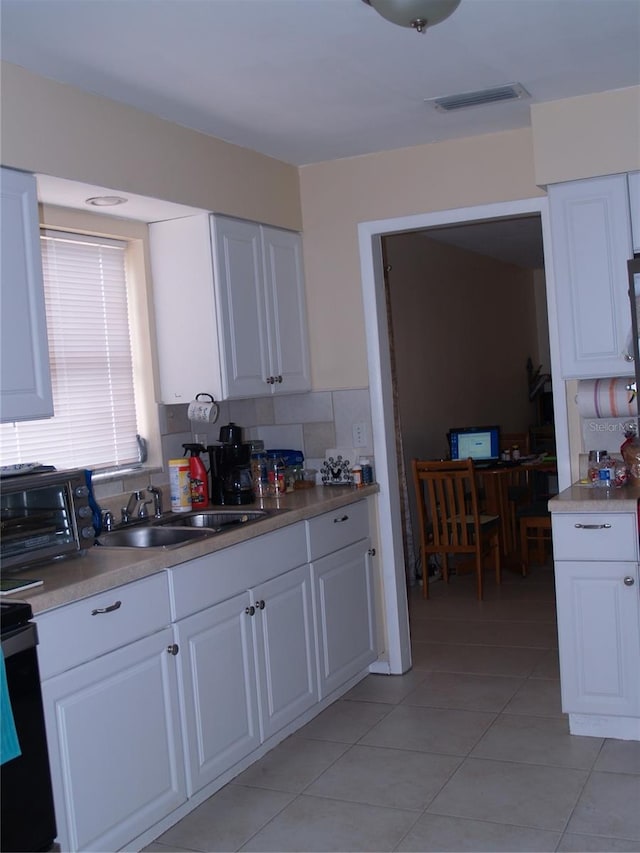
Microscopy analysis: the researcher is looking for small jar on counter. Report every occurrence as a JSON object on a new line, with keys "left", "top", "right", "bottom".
{"left": 266, "top": 453, "right": 286, "bottom": 496}
{"left": 351, "top": 464, "right": 363, "bottom": 488}
{"left": 359, "top": 458, "right": 373, "bottom": 484}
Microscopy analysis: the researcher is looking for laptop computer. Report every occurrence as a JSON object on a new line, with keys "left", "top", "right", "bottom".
{"left": 448, "top": 425, "right": 501, "bottom": 467}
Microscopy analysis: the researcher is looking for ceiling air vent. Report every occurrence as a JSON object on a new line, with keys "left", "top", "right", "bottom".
{"left": 426, "top": 83, "right": 530, "bottom": 113}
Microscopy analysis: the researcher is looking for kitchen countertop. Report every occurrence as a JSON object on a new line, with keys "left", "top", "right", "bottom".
{"left": 10, "top": 485, "right": 379, "bottom": 615}
{"left": 549, "top": 482, "right": 640, "bottom": 512}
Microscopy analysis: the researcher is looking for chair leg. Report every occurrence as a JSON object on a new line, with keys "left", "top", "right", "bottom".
{"left": 442, "top": 553, "right": 449, "bottom": 585}
{"left": 475, "top": 552, "right": 483, "bottom": 600}
{"left": 520, "top": 519, "right": 528, "bottom": 577}
{"left": 494, "top": 532, "right": 501, "bottom": 586}
{"left": 421, "top": 547, "right": 429, "bottom": 599}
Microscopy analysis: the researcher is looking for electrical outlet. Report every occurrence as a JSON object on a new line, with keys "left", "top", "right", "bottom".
{"left": 352, "top": 422, "right": 367, "bottom": 448}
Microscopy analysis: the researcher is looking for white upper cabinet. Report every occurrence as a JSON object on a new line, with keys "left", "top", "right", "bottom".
{"left": 149, "top": 213, "right": 310, "bottom": 403}
{"left": 212, "top": 216, "right": 311, "bottom": 398}
{"left": 149, "top": 214, "right": 224, "bottom": 404}
{"left": 629, "top": 171, "right": 640, "bottom": 253}
{"left": 0, "top": 167, "right": 53, "bottom": 421}
{"left": 548, "top": 174, "right": 634, "bottom": 379}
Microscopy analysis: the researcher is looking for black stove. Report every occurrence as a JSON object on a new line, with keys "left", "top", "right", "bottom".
{"left": 0, "top": 599, "right": 33, "bottom": 633}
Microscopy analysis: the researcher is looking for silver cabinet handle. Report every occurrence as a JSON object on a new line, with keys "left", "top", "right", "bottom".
{"left": 334, "top": 515, "right": 349, "bottom": 523}
{"left": 167, "top": 643, "right": 179, "bottom": 655}
{"left": 275, "top": 375, "right": 283, "bottom": 384}
{"left": 245, "top": 605, "right": 256, "bottom": 616}
{"left": 266, "top": 376, "right": 274, "bottom": 385}
{"left": 91, "top": 600, "right": 122, "bottom": 615}
{"left": 368, "top": 548, "right": 376, "bottom": 556}
{"left": 624, "top": 576, "right": 635, "bottom": 586}
{"left": 623, "top": 352, "right": 635, "bottom": 362}
{"left": 256, "top": 599, "right": 266, "bottom": 610}
{"left": 573, "top": 523, "right": 612, "bottom": 529}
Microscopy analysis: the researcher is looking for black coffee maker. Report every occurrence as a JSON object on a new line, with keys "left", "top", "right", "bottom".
{"left": 207, "top": 422, "right": 254, "bottom": 505}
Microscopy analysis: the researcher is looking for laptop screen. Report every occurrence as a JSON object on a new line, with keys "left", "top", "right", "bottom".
{"left": 448, "top": 426, "right": 500, "bottom": 463}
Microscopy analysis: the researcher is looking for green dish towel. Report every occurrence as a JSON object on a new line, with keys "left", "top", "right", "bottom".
{"left": 1, "top": 647, "right": 21, "bottom": 765}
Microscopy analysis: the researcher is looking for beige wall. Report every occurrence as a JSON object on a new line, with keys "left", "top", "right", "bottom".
{"left": 1, "top": 62, "right": 302, "bottom": 230}
{"left": 299, "top": 128, "right": 544, "bottom": 389}
{"left": 532, "top": 87, "right": 640, "bottom": 186}
{"left": 385, "top": 233, "right": 539, "bottom": 467}
{"left": 2, "top": 62, "right": 636, "bottom": 396}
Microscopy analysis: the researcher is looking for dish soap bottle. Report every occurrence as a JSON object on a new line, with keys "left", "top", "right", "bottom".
{"left": 183, "top": 443, "right": 209, "bottom": 508}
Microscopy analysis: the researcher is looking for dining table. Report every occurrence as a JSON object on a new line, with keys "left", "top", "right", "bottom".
{"left": 474, "top": 456, "right": 557, "bottom": 557}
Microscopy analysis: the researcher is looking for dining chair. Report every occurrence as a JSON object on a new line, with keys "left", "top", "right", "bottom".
{"left": 518, "top": 501, "right": 552, "bottom": 576}
{"left": 412, "top": 458, "right": 502, "bottom": 600}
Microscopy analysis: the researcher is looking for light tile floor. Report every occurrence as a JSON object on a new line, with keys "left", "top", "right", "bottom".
{"left": 145, "top": 563, "right": 640, "bottom": 852}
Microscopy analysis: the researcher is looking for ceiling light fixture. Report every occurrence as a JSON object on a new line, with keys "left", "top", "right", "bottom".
{"left": 85, "top": 195, "right": 128, "bottom": 207}
{"left": 362, "top": 0, "right": 460, "bottom": 33}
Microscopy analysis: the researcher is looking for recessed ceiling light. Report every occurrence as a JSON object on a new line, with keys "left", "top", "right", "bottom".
{"left": 85, "top": 195, "right": 128, "bottom": 207}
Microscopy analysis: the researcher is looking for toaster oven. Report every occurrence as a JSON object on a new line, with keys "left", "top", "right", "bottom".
{"left": 0, "top": 468, "right": 95, "bottom": 572}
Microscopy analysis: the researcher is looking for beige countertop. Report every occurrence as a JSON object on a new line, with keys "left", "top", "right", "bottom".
{"left": 549, "top": 482, "right": 640, "bottom": 513}
{"left": 9, "top": 485, "right": 378, "bottom": 615}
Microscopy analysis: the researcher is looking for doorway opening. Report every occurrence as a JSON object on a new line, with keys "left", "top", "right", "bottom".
{"left": 382, "top": 214, "right": 554, "bottom": 587}
{"left": 358, "top": 196, "right": 569, "bottom": 675}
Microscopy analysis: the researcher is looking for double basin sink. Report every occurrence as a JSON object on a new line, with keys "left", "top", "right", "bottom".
{"left": 97, "top": 509, "right": 282, "bottom": 550}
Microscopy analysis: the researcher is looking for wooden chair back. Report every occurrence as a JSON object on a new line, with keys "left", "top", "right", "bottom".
{"left": 412, "top": 458, "right": 501, "bottom": 600}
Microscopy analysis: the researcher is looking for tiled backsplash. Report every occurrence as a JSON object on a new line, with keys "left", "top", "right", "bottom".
{"left": 94, "top": 389, "right": 373, "bottom": 506}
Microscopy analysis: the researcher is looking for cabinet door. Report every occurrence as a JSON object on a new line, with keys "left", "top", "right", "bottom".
{"left": 148, "top": 214, "right": 223, "bottom": 404}
{"left": 555, "top": 561, "right": 640, "bottom": 717}
{"left": 0, "top": 167, "right": 53, "bottom": 421}
{"left": 211, "top": 216, "right": 271, "bottom": 398}
{"left": 174, "top": 591, "right": 260, "bottom": 796}
{"left": 251, "top": 564, "right": 318, "bottom": 741}
{"left": 262, "top": 226, "right": 311, "bottom": 395}
{"left": 548, "top": 175, "right": 634, "bottom": 378}
{"left": 311, "top": 539, "right": 377, "bottom": 698}
{"left": 42, "top": 627, "right": 186, "bottom": 852}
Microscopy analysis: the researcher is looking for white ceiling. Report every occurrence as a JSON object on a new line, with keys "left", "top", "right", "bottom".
{"left": 4, "top": 0, "right": 637, "bottom": 267}
{"left": 2, "top": 0, "right": 639, "bottom": 168}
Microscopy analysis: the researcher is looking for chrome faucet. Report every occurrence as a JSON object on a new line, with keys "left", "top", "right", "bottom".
{"left": 121, "top": 490, "right": 147, "bottom": 524}
{"left": 146, "top": 485, "right": 163, "bottom": 518}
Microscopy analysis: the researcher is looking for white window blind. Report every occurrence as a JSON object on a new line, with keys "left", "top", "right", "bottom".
{"left": 0, "top": 230, "right": 140, "bottom": 471}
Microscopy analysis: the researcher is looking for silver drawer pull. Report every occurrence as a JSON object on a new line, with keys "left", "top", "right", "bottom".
{"left": 573, "top": 523, "right": 612, "bottom": 530}
{"left": 624, "top": 576, "right": 635, "bottom": 586}
{"left": 334, "top": 515, "right": 349, "bottom": 523}
{"left": 91, "top": 600, "right": 122, "bottom": 615}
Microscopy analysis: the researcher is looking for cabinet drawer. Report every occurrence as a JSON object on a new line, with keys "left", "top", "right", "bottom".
{"left": 306, "top": 500, "right": 369, "bottom": 561}
{"left": 169, "top": 522, "right": 307, "bottom": 620}
{"left": 36, "top": 572, "right": 171, "bottom": 680}
{"left": 552, "top": 512, "right": 638, "bottom": 562}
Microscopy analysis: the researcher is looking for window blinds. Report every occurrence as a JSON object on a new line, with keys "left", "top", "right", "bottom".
{"left": 0, "top": 231, "right": 140, "bottom": 471}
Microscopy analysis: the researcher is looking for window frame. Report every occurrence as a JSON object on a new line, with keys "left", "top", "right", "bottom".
{"left": 39, "top": 203, "right": 162, "bottom": 477}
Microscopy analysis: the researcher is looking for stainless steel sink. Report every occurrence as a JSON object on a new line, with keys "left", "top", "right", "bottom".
{"left": 98, "top": 525, "right": 214, "bottom": 549}
{"left": 158, "top": 509, "right": 269, "bottom": 530}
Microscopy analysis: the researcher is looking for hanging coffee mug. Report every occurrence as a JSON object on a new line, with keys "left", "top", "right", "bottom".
{"left": 187, "top": 393, "right": 219, "bottom": 424}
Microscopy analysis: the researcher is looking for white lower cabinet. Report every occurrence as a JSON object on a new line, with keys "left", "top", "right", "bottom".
{"left": 250, "top": 564, "right": 318, "bottom": 740}
{"left": 307, "top": 500, "right": 377, "bottom": 698}
{"left": 175, "top": 563, "right": 317, "bottom": 796}
{"left": 174, "top": 590, "right": 260, "bottom": 796}
{"left": 555, "top": 560, "right": 640, "bottom": 718}
{"left": 311, "top": 540, "right": 376, "bottom": 698}
{"left": 551, "top": 508, "right": 640, "bottom": 739}
{"left": 37, "top": 500, "right": 378, "bottom": 850}
{"left": 38, "top": 573, "right": 186, "bottom": 853}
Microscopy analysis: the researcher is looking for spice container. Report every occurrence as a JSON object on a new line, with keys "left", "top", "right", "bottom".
{"left": 351, "top": 464, "right": 363, "bottom": 488}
